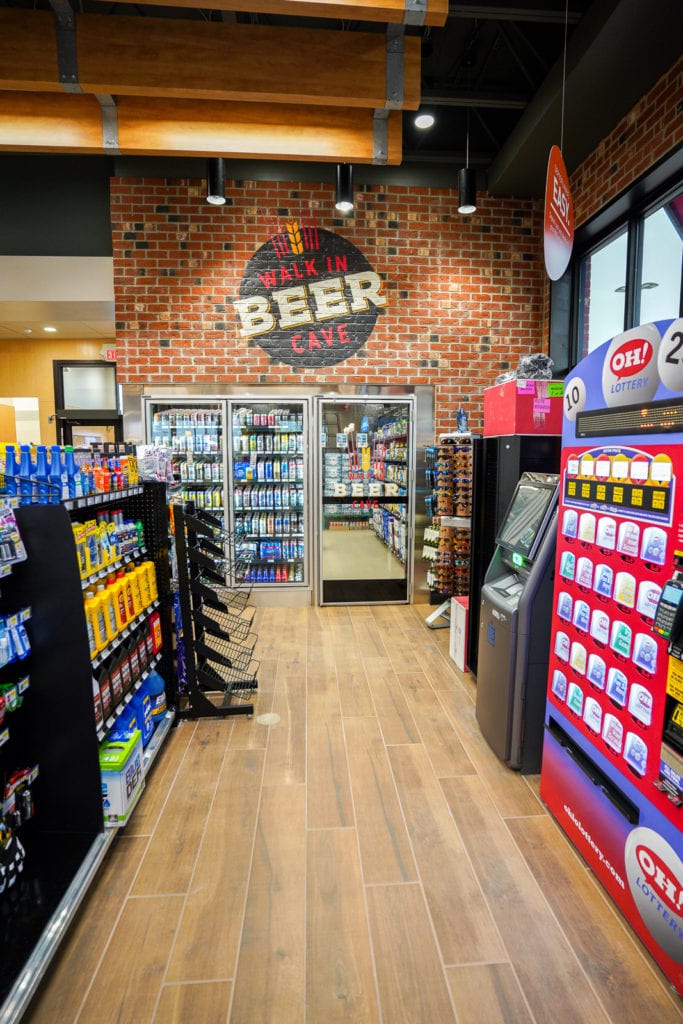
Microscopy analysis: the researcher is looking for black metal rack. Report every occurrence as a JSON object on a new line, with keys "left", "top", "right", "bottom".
{"left": 174, "top": 504, "right": 258, "bottom": 719}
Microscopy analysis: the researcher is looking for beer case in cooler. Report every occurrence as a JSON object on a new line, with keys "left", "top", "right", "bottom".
{"left": 540, "top": 318, "right": 683, "bottom": 994}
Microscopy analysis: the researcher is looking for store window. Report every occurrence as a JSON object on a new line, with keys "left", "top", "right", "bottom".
{"left": 572, "top": 181, "right": 683, "bottom": 364}
{"left": 578, "top": 228, "right": 628, "bottom": 358}
{"left": 638, "top": 192, "right": 683, "bottom": 325}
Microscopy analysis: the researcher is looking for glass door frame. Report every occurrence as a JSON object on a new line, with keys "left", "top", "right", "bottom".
{"left": 314, "top": 394, "right": 416, "bottom": 606}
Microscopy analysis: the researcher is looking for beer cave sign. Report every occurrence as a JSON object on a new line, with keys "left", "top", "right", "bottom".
{"left": 234, "top": 220, "right": 387, "bottom": 369}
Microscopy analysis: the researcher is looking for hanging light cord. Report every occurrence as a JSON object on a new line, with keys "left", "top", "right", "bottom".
{"left": 560, "top": 0, "right": 569, "bottom": 150}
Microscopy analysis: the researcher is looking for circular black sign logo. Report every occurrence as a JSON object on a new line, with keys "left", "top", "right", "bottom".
{"left": 234, "top": 225, "right": 386, "bottom": 369}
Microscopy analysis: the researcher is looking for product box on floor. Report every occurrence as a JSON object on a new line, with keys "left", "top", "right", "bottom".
{"left": 99, "top": 729, "right": 144, "bottom": 827}
{"left": 483, "top": 378, "right": 564, "bottom": 436}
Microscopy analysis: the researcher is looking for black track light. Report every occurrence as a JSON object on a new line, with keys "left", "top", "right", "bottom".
{"left": 458, "top": 167, "right": 477, "bottom": 215}
{"left": 335, "top": 163, "right": 354, "bottom": 213}
{"left": 206, "top": 157, "right": 226, "bottom": 206}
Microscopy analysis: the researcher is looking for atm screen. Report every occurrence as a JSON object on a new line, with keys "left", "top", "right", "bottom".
{"left": 497, "top": 476, "right": 558, "bottom": 563}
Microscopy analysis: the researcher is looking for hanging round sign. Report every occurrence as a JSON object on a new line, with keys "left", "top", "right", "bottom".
{"left": 234, "top": 222, "right": 386, "bottom": 369}
{"left": 544, "top": 145, "right": 575, "bottom": 281}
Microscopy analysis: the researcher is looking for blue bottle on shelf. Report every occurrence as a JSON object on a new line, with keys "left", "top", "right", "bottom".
{"left": 48, "top": 446, "right": 63, "bottom": 504}
{"left": 18, "top": 445, "right": 33, "bottom": 505}
{"left": 2, "top": 445, "right": 18, "bottom": 497}
{"left": 34, "top": 445, "right": 50, "bottom": 504}
{"left": 63, "top": 445, "right": 79, "bottom": 499}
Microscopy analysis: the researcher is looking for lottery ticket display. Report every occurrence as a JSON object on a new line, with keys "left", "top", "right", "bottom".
{"left": 540, "top": 317, "right": 683, "bottom": 994}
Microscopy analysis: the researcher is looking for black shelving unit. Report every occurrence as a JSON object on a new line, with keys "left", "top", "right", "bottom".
{"left": 174, "top": 504, "right": 258, "bottom": 719}
{"left": 0, "top": 504, "right": 107, "bottom": 1024}
{"left": 0, "top": 482, "right": 175, "bottom": 1024}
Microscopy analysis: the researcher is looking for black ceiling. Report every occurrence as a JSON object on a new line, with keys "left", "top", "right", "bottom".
{"left": 0, "top": 0, "right": 681, "bottom": 196}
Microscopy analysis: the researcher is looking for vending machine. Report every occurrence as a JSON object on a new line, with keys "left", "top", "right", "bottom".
{"left": 540, "top": 318, "right": 683, "bottom": 993}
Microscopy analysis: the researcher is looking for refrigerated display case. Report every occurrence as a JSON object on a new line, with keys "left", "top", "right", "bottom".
{"left": 144, "top": 397, "right": 310, "bottom": 596}
{"left": 540, "top": 318, "right": 683, "bottom": 995}
{"left": 229, "top": 400, "right": 309, "bottom": 589}
{"left": 317, "top": 397, "right": 415, "bottom": 604}
{"left": 149, "top": 401, "right": 224, "bottom": 520}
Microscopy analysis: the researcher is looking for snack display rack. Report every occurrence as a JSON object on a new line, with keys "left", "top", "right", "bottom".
{"left": 173, "top": 504, "right": 258, "bottom": 719}
{"left": 423, "top": 434, "right": 474, "bottom": 628}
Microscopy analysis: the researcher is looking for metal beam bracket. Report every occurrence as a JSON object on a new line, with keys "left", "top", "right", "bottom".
{"left": 403, "top": 0, "right": 427, "bottom": 26}
{"left": 51, "top": 0, "right": 81, "bottom": 93}
{"left": 96, "top": 94, "right": 120, "bottom": 153}
{"left": 385, "top": 24, "right": 404, "bottom": 109}
{"left": 372, "top": 109, "right": 389, "bottom": 164}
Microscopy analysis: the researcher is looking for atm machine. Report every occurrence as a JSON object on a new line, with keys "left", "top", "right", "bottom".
{"left": 475, "top": 472, "right": 559, "bottom": 772}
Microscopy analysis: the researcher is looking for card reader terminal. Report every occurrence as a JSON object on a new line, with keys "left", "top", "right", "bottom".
{"left": 652, "top": 578, "right": 683, "bottom": 646}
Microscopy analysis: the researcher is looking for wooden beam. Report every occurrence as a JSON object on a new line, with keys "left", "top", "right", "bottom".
{"left": 91, "top": 0, "right": 449, "bottom": 28}
{"left": 0, "top": 10, "right": 422, "bottom": 109}
{"left": 0, "top": 92, "right": 403, "bottom": 163}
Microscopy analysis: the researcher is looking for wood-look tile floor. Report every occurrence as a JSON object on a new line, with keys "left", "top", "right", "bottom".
{"left": 23, "top": 605, "right": 683, "bottom": 1024}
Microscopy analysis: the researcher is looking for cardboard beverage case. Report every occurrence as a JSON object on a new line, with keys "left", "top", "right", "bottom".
{"left": 99, "top": 729, "right": 144, "bottom": 827}
{"left": 483, "top": 379, "right": 564, "bottom": 436}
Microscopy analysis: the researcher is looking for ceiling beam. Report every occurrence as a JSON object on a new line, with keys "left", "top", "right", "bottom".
{"left": 0, "top": 92, "right": 403, "bottom": 163}
{"left": 0, "top": 10, "right": 421, "bottom": 110}
{"left": 420, "top": 90, "right": 528, "bottom": 108}
{"left": 91, "top": 0, "right": 448, "bottom": 26}
{"left": 446, "top": 2, "right": 583, "bottom": 23}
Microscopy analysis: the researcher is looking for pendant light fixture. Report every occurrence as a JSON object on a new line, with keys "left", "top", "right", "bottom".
{"left": 458, "top": 110, "right": 477, "bottom": 215}
{"left": 335, "top": 163, "right": 354, "bottom": 213}
{"left": 206, "top": 157, "right": 226, "bottom": 206}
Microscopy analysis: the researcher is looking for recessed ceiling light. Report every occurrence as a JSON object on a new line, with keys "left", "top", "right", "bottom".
{"left": 43, "top": 326, "right": 57, "bottom": 333}
{"left": 414, "top": 112, "right": 435, "bottom": 130}
{"left": 23, "top": 328, "right": 33, "bottom": 334}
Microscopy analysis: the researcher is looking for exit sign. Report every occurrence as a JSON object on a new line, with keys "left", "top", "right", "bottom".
{"left": 100, "top": 345, "right": 117, "bottom": 361}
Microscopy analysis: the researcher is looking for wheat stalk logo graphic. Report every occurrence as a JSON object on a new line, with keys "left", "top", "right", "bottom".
{"left": 286, "top": 219, "right": 303, "bottom": 255}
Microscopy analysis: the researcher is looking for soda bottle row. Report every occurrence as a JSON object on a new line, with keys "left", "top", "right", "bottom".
{"left": 73, "top": 510, "right": 144, "bottom": 578}
{"left": 243, "top": 563, "right": 304, "bottom": 583}
{"left": 235, "top": 484, "right": 304, "bottom": 511}
{"left": 179, "top": 459, "right": 223, "bottom": 483}
{"left": 83, "top": 561, "right": 159, "bottom": 658}
{"left": 232, "top": 407, "right": 304, "bottom": 432}
{"left": 0, "top": 443, "right": 139, "bottom": 504}
{"left": 233, "top": 431, "right": 304, "bottom": 455}
{"left": 151, "top": 409, "right": 221, "bottom": 453}
{"left": 236, "top": 512, "right": 305, "bottom": 537}
{"left": 235, "top": 457, "right": 303, "bottom": 482}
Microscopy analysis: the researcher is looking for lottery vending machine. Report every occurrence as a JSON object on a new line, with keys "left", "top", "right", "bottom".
{"left": 540, "top": 318, "right": 683, "bottom": 994}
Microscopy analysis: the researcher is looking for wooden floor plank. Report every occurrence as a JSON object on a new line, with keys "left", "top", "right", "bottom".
{"left": 334, "top": 644, "right": 376, "bottom": 717}
{"left": 126, "top": 721, "right": 197, "bottom": 837}
{"left": 77, "top": 894, "right": 184, "bottom": 1024}
{"left": 262, "top": 652, "right": 306, "bottom": 786}
{"left": 153, "top": 981, "right": 232, "bottom": 1024}
{"left": 307, "top": 691, "right": 354, "bottom": 829}
{"left": 445, "top": 963, "right": 534, "bottom": 1024}
{"left": 437, "top": 685, "right": 545, "bottom": 818}
{"left": 389, "top": 744, "right": 505, "bottom": 964}
{"left": 508, "top": 815, "right": 683, "bottom": 1024}
{"left": 398, "top": 671, "right": 476, "bottom": 778}
{"left": 165, "top": 748, "right": 265, "bottom": 982}
{"left": 344, "top": 716, "right": 417, "bottom": 884}
{"left": 366, "top": 883, "right": 456, "bottom": 1023}
{"left": 132, "top": 719, "right": 232, "bottom": 896}
{"left": 362, "top": 657, "right": 420, "bottom": 745}
{"left": 307, "top": 828, "right": 380, "bottom": 1023}
{"left": 22, "top": 836, "right": 149, "bottom": 1024}
{"left": 230, "top": 785, "right": 306, "bottom": 1024}
{"left": 440, "top": 775, "right": 612, "bottom": 1024}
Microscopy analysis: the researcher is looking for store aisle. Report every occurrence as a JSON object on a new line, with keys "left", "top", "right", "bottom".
{"left": 22, "top": 606, "right": 682, "bottom": 1024}
{"left": 322, "top": 529, "right": 406, "bottom": 580}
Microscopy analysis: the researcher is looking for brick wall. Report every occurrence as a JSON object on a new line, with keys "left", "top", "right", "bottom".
{"left": 570, "top": 54, "right": 683, "bottom": 227}
{"left": 112, "top": 180, "right": 546, "bottom": 434}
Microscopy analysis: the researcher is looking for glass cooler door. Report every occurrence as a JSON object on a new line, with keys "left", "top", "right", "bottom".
{"left": 228, "top": 399, "right": 309, "bottom": 588}
{"left": 317, "top": 397, "right": 414, "bottom": 605}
